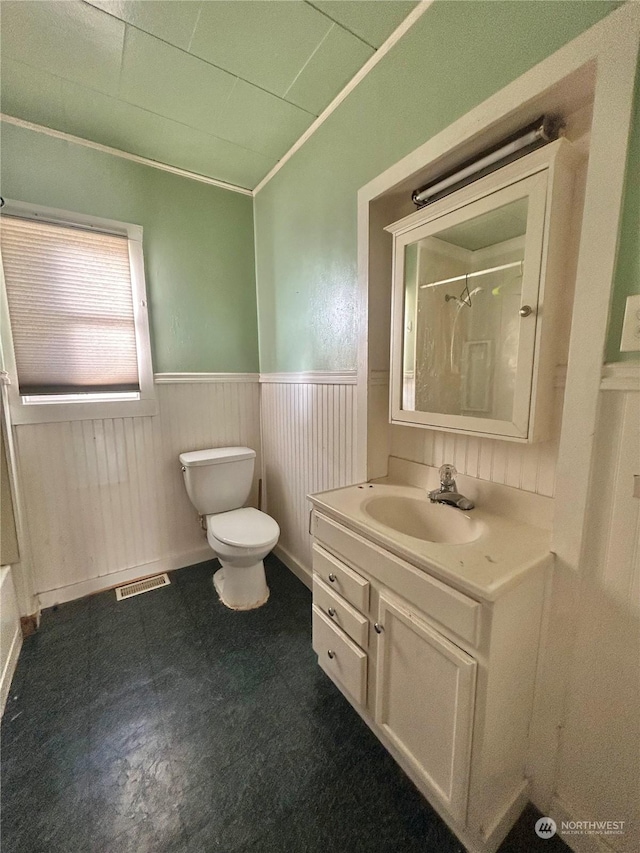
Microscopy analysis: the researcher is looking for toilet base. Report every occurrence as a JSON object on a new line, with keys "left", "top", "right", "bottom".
{"left": 213, "top": 561, "right": 270, "bottom": 610}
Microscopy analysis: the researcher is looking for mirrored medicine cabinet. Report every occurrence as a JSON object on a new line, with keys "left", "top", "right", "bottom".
{"left": 385, "top": 139, "right": 577, "bottom": 442}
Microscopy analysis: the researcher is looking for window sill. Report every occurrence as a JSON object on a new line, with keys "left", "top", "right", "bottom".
{"left": 9, "top": 396, "right": 158, "bottom": 425}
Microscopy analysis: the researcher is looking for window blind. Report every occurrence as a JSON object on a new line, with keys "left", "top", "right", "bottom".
{"left": 1, "top": 216, "right": 140, "bottom": 396}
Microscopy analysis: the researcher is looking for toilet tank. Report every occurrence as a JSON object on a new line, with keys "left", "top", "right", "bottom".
{"left": 179, "top": 446, "right": 255, "bottom": 515}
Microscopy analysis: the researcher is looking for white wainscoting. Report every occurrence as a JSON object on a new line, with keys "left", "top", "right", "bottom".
{"left": 261, "top": 377, "right": 359, "bottom": 582}
{"left": 550, "top": 375, "right": 640, "bottom": 853}
{"left": 389, "top": 384, "right": 564, "bottom": 497}
{"left": 14, "top": 378, "right": 261, "bottom": 606}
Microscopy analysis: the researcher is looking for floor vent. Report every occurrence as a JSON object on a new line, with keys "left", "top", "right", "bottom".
{"left": 115, "top": 573, "right": 171, "bottom": 601}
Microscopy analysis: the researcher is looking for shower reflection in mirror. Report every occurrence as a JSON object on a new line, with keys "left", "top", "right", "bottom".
{"left": 401, "top": 197, "right": 527, "bottom": 421}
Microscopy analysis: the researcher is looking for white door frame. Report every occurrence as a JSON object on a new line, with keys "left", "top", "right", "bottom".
{"left": 0, "top": 266, "right": 37, "bottom": 619}
{"left": 356, "top": 3, "right": 639, "bottom": 807}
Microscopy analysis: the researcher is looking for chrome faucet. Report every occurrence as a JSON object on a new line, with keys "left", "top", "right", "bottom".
{"left": 429, "top": 464, "right": 475, "bottom": 511}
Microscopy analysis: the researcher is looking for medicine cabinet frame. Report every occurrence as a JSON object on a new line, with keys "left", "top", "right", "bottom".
{"left": 385, "top": 140, "right": 577, "bottom": 443}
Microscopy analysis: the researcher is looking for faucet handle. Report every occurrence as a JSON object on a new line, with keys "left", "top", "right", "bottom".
{"left": 439, "top": 463, "right": 457, "bottom": 487}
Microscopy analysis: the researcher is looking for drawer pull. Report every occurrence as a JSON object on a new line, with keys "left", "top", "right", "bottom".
{"left": 327, "top": 649, "right": 336, "bottom": 659}
{"left": 374, "top": 623, "right": 384, "bottom": 634}
{"left": 328, "top": 573, "right": 337, "bottom": 583}
{"left": 327, "top": 607, "right": 336, "bottom": 618}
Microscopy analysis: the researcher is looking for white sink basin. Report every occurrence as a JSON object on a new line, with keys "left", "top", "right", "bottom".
{"left": 362, "top": 495, "right": 484, "bottom": 544}
{"left": 310, "top": 482, "right": 552, "bottom": 600}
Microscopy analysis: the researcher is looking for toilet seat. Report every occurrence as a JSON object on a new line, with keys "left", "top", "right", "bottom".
{"left": 207, "top": 508, "right": 279, "bottom": 549}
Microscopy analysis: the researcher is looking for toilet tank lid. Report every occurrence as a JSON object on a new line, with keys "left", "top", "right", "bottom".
{"left": 179, "top": 446, "right": 256, "bottom": 468}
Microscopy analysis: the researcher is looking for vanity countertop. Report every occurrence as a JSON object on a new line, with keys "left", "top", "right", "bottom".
{"left": 309, "top": 482, "right": 552, "bottom": 601}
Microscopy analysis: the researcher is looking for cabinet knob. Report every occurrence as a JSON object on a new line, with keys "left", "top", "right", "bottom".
{"left": 327, "top": 649, "right": 336, "bottom": 659}
{"left": 327, "top": 607, "right": 336, "bottom": 618}
{"left": 374, "top": 623, "right": 384, "bottom": 634}
{"left": 519, "top": 305, "right": 533, "bottom": 317}
{"left": 328, "top": 573, "right": 336, "bottom": 583}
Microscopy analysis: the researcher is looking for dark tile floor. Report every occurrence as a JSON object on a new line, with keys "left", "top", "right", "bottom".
{"left": 1, "top": 556, "right": 569, "bottom": 853}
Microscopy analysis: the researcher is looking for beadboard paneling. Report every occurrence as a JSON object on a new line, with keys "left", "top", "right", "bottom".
{"left": 389, "top": 385, "right": 564, "bottom": 497}
{"left": 584, "top": 388, "right": 639, "bottom": 604}
{"left": 553, "top": 385, "right": 640, "bottom": 853}
{"left": 261, "top": 382, "right": 358, "bottom": 574}
{"left": 15, "top": 381, "right": 261, "bottom": 602}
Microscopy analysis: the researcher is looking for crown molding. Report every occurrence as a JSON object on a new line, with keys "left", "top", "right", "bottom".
{"left": 0, "top": 114, "right": 253, "bottom": 197}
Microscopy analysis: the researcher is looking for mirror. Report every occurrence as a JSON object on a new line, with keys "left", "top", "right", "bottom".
{"left": 387, "top": 141, "right": 572, "bottom": 442}
{"left": 401, "top": 197, "right": 528, "bottom": 422}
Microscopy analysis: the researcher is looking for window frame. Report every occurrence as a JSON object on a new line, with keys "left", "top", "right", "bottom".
{"left": 0, "top": 200, "right": 157, "bottom": 424}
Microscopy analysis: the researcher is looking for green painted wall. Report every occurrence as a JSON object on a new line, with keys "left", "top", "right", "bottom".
{"left": 0, "top": 122, "right": 259, "bottom": 373}
{"left": 254, "top": 0, "right": 631, "bottom": 372}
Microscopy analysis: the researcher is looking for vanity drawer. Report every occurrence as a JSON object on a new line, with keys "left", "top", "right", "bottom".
{"left": 312, "top": 544, "right": 370, "bottom": 613}
{"left": 312, "top": 605, "right": 367, "bottom": 705}
{"left": 313, "top": 575, "right": 369, "bottom": 648}
{"left": 314, "top": 513, "right": 481, "bottom": 647}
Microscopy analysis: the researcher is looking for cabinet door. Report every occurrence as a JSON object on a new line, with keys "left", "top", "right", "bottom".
{"left": 374, "top": 591, "right": 476, "bottom": 822}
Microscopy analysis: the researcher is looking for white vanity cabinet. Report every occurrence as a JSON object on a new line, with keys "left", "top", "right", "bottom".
{"left": 310, "top": 509, "right": 548, "bottom": 853}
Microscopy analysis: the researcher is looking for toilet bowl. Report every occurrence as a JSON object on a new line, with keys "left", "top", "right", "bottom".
{"left": 207, "top": 508, "right": 279, "bottom": 609}
{"left": 179, "top": 447, "right": 280, "bottom": 610}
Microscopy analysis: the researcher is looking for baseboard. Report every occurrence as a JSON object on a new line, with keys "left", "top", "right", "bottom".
{"left": 550, "top": 796, "right": 620, "bottom": 853}
{"left": 272, "top": 544, "right": 312, "bottom": 589}
{"left": 480, "top": 779, "right": 531, "bottom": 852}
{"left": 36, "top": 541, "right": 313, "bottom": 608}
{"left": 0, "top": 624, "right": 22, "bottom": 717}
{"left": 37, "top": 546, "right": 214, "bottom": 608}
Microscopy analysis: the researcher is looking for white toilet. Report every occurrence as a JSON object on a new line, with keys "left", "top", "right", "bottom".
{"left": 179, "top": 446, "right": 279, "bottom": 610}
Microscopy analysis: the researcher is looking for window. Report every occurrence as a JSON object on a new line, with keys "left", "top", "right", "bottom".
{"left": 0, "top": 201, "right": 156, "bottom": 423}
